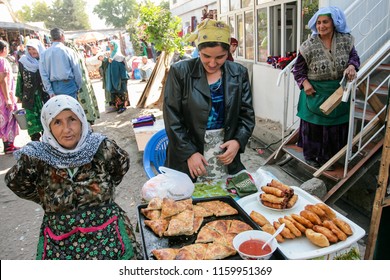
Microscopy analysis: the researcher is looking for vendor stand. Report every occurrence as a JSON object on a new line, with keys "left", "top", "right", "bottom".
{"left": 137, "top": 167, "right": 366, "bottom": 260}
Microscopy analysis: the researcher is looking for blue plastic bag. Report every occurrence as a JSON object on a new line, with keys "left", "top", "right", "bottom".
{"left": 133, "top": 68, "right": 141, "bottom": 80}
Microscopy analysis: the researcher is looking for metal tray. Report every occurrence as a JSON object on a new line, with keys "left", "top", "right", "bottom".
{"left": 137, "top": 195, "right": 285, "bottom": 260}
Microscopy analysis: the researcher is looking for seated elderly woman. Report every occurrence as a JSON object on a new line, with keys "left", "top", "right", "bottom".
{"left": 5, "top": 95, "right": 140, "bottom": 260}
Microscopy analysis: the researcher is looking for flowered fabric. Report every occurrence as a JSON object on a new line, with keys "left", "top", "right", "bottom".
{"left": 5, "top": 139, "right": 141, "bottom": 260}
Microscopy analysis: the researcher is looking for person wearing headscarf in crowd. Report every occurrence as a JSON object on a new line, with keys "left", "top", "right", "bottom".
{"left": 15, "top": 39, "right": 49, "bottom": 142}
{"left": 0, "top": 40, "right": 19, "bottom": 154}
{"left": 39, "top": 28, "right": 82, "bottom": 99}
{"left": 293, "top": 6, "right": 360, "bottom": 169}
{"left": 163, "top": 19, "right": 255, "bottom": 182}
{"left": 106, "top": 40, "right": 129, "bottom": 114}
{"left": 65, "top": 41, "right": 100, "bottom": 125}
{"left": 5, "top": 95, "right": 141, "bottom": 260}
{"left": 227, "top": 37, "right": 238, "bottom": 61}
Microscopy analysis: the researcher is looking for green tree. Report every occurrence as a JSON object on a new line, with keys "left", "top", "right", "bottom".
{"left": 14, "top": 0, "right": 90, "bottom": 31}
{"left": 14, "top": 1, "right": 51, "bottom": 24}
{"left": 137, "top": 0, "right": 183, "bottom": 62}
{"left": 93, "top": 0, "right": 138, "bottom": 29}
{"left": 48, "top": 0, "right": 90, "bottom": 30}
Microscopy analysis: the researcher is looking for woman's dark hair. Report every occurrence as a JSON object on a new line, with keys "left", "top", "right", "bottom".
{"left": 198, "top": 41, "right": 230, "bottom": 52}
{"left": 0, "top": 40, "right": 9, "bottom": 53}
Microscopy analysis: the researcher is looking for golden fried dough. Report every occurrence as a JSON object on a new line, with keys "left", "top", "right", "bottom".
{"left": 262, "top": 223, "right": 285, "bottom": 243}
{"left": 300, "top": 210, "right": 322, "bottom": 225}
{"left": 322, "top": 220, "right": 347, "bottom": 241}
{"left": 304, "top": 204, "right": 326, "bottom": 218}
{"left": 278, "top": 217, "right": 302, "bottom": 237}
{"left": 332, "top": 218, "right": 353, "bottom": 236}
{"left": 261, "top": 186, "right": 285, "bottom": 197}
{"left": 284, "top": 215, "right": 306, "bottom": 233}
{"left": 313, "top": 225, "right": 338, "bottom": 243}
{"left": 291, "top": 213, "right": 314, "bottom": 229}
{"left": 250, "top": 210, "right": 270, "bottom": 227}
{"left": 316, "top": 203, "right": 337, "bottom": 219}
{"left": 274, "top": 221, "right": 295, "bottom": 239}
{"left": 262, "top": 200, "right": 284, "bottom": 209}
{"left": 305, "top": 229, "right": 330, "bottom": 247}
{"left": 260, "top": 193, "right": 287, "bottom": 205}
{"left": 286, "top": 194, "right": 298, "bottom": 208}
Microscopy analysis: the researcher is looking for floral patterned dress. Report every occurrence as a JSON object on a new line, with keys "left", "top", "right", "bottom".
{"left": 5, "top": 139, "right": 141, "bottom": 260}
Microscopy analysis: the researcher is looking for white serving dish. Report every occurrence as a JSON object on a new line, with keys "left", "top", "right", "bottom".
{"left": 237, "top": 186, "right": 365, "bottom": 260}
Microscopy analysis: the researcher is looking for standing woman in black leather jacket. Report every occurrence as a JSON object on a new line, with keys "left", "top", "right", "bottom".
{"left": 163, "top": 19, "right": 255, "bottom": 182}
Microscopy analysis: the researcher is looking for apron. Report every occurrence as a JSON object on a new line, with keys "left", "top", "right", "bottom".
{"left": 198, "top": 128, "right": 227, "bottom": 182}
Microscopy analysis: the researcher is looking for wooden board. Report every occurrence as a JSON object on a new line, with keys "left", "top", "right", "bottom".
{"left": 133, "top": 119, "right": 165, "bottom": 151}
{"left": 319, "top": 86, "right": 343, "bottom": 115}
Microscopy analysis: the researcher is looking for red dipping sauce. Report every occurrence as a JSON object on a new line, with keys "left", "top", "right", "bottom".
{"left": 239, "top": 239, "right": 271, "bottom": 256}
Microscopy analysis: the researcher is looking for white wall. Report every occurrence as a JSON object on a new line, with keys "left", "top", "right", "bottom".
{"left": 252, "top": 64, "right": 285, "bottom": 122}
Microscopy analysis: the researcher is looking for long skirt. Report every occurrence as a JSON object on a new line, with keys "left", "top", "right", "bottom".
{"left": 297, "top": 119, "right": 348, "bottom": 164}
{"left": 25, "top": 91, "right": 44, "bottom": 136}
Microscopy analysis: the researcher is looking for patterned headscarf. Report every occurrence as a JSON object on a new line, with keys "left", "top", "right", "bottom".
{"left": 308, "top": 6, "right": 350, "bottom": 34}
{"left": 15, "top": 95, "right": 106, "bottom": 168}
{"left": 187, "top": 19, "right": 231, "bottom": 47}
{"left": 18, "top": 39, "right": 45, "bottom": 73}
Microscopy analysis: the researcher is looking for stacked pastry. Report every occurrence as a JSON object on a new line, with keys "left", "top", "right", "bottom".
{"left": 250, "top": 202, "right": 353, "bottom": 248}
{"left": 259, "top": 179, "right": 298, "bottom": 209}
{"left": 141, "top": 197, "right": 254, "bottom": 260}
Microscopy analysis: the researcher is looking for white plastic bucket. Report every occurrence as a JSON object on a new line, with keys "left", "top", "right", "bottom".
{"left": 13, "top": 109, "right": 28, "bottom": 130}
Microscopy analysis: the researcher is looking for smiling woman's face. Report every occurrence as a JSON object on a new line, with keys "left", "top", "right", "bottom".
{"left": 50, "top": 110, "right": 82, "bottom": 149}
{"left": 199, "top": 45, "right": 228, "bottom": 74}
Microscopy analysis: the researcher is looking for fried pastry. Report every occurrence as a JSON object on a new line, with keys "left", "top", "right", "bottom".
{"left": 322, "top": 220, "right": 347, "bottom": 241}
{"left": 300, "top": 210, "right": 322, "bottom": 225}
{"left": 291, "top": 213, "right": 314, "bottom": 229}
{"left": 147, "top": 197, "right": 163, "bottom": 210}
{"left": 144, "top": 219, "right": 169, "bottom": 237}
{"left": 250, "top": 210, "right": 270, "bottom": 227}
{"left": 175, "top": 243, "right": 208, "bottom": 260}
{"left": 261, "top": 186, "right": 285, "bottom": 197}
{"left": 228, "top": 220, "right": 253, "bottom": 234}
{"left": 313, "top": 225, "right": 338, "bottom": 243}
{"left": 316, "top": 203, "right": 337, "bottom": 219}
{"left": 278, "top": 217, "right": 302, "bottom": 237}
{"left": 332, "top": 218, "right": 353, "bottom": 236}
{"left": 193, "top": 205, "right": 213, "bottom": 217}
{"left": 286, "top": 194, "right": 298, "bottom": 208}
{"left": 204, "top": 242, "right": 236, "bottom": 260}
{"left": 284, "top": 215, "right": 306, "bottom": 233}
{"left": 160, "top": 197, "right": 187, "bottom": 219}
{"left": 305, "top": 229, "right": 330, "bottom": 247}
{"left": 274, "top": 221, "right": 295, "bottom": 239}
{"left": 141, "top": 208, "right": 161, "bottom": 220}
{"left": 152, "top": 248, "right": 180, "bottom": 260}
{"left": 261, "top": 223, "right": 285, "bottom": 243}
{"left": 305, "top": 204, "right": 326, "bottom": 218}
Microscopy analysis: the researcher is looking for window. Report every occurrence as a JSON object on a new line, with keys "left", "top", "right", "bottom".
{"left": 301, "top": 0, "right": 319, "bottom": 42}
{"left": 231, "top": 0, "right": 241, "bottom": 10}
{"left": 243, "top": 0, "right": 254, "bottom": 8}
{"left": 245, "top": 11, "right": 254, "bottom": 59}
{"left": 228, "top": 15, "right": 235, "bottom": 38}
{"left": 220, "top": 0, "right": 229, "bottom": 13}
{"left": 237, "top": 14, "right": 244, "bottom": 57}
{"left": 257, "top": 8, "right": 268, "bottom": 62}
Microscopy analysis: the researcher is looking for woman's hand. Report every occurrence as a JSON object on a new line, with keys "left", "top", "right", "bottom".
{"left": 344, "top": 65, "right": 357, "bottom": 81}
{"left": 188, "top": 152, "right": 208, "bottom": 179}
{"left": 302, "top": 80, "right": 316, "bottom": 96}
{"left": 217, "top": 139, "right": 240, "bottom": 165}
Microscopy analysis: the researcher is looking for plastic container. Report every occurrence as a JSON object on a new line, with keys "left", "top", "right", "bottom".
{"left": 13, "top": 108, "right": 28, "bottom": 130}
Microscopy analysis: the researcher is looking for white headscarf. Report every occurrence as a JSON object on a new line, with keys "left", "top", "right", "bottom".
{"left": 15, "top": 95, "right": 106, "bottom": 168}
{"left": 18, "top": 39, "right": 45, "bottom": 72}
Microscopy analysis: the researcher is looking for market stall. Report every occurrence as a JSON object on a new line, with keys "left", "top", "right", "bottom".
{"left": 137, "top": 168, "right": 366, "bottom": 260}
